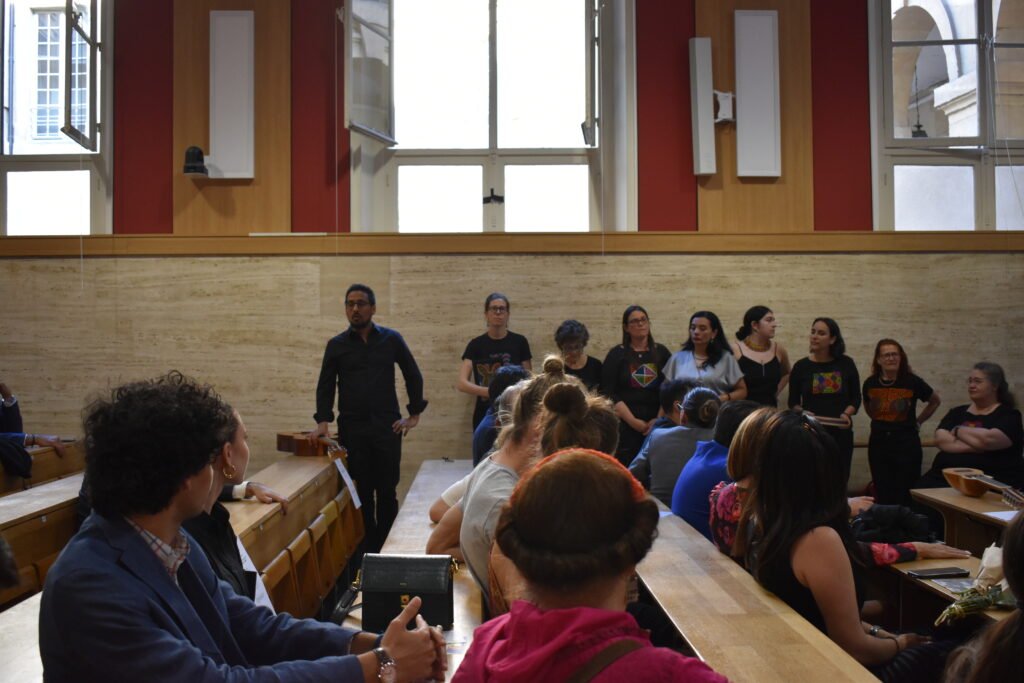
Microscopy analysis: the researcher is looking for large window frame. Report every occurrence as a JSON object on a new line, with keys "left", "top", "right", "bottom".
{"left": 347, "top": 0, "right": 633, "bottom": 233}
{"left": 0, "top": 0, "right": 110, "bottom": 236}
{"left": 873, "top": 0, "right": 1024, "bottom": 231}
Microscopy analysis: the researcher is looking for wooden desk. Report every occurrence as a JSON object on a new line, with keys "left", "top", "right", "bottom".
{"left": 637, "top": 511, "right": 876, "bottom": 682}
{"left": 0, "top": 441, "right": 85, "bottom": 498}
{"left": 0, "top": 473, "right": 83, "bottom": 607}
{"left": 224, "top": 456, "right": 344, "bottom": 571}
{"left": 888, "top": 557, "right": 1007, "bottom": 630}
{"left": 378, "top": 459, "right": 480, "bottom": 675}
{"left": 0, "top": 592, "right": 42, "bottom": 682}
{"left": 911, "top": 487, "right": 1016, "bottom": 556}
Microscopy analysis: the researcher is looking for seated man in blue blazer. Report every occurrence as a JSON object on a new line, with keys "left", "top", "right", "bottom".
{"left": 40, "top": 371, "right": 444, "bottom": 683}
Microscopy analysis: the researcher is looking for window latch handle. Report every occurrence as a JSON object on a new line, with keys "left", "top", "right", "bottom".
{"left": 483, "top": 187, "right": 505, "bottom": 205}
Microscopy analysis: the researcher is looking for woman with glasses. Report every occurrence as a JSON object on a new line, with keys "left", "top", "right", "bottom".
{"left": 917, "top": 361, "right": 1024, "bottom": 491}
{"left": 554, "top": 319, "right": 602, "bottom": 392}
{"left": 862, "top": 339, "right": 941, "bottom": 505}
{"left": 458, "top": 292, "right": 533, "bottom": 428}
{"left": 600, "top": 305, "right": 671, "bottom": 467}
{"left": 664, "top": 310, "right": 747, "bottom": 403}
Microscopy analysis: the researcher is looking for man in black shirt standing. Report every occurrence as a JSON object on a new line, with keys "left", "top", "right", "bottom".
{"left": 310, "top": 284, "right": 427, "bottom": 553}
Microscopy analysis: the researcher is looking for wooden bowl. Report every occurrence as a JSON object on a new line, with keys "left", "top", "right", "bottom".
{"left": 942, "top": 467, "right": 990, "bottom": 497}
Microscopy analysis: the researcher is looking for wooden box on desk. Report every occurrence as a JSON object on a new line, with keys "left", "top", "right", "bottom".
{"left": 276, "top": 432, "right": 343, "bottom": 458}
{"left": 361, "top": 554, "right": 454, "bottom": 632}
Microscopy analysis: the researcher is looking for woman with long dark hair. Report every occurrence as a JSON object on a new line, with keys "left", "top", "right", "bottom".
{"left": 917, "top": 361, "right": 1024, "bottom": 490}
{"left": 600, "top": 305, "right": 671, "bottom": 467}
{"left": 732, "top": 305, "right": 791, "bottom": 407}
{"left": 787, "top": 317, "right": 861, "bottom": 483}
{"left": 745, "top": 411, "right": 954, "bottom": 682}
{"left": 862, "top": 339, "right": 941, "bottom": 505}
{"left": 664, "top": 310, "right": 747, "bottom": 402}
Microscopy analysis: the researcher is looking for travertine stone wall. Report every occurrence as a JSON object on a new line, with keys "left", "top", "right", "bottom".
{"left": 2, "top": 253, "right": 1022, "bottom": 498}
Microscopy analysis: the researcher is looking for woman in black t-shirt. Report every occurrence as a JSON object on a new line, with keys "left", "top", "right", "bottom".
{"left": 599, "top": 305, "right": 671, "bottom": 467}
{"left": 457, "top": 292, "right": 533, "bottom": 428}
{"left": 862, "top": 339, "right": 941, "bottom": 505}
{"left": 787, "top": 317, "right": 860, "bottom": 484}
{"left": 917, "top": 361, "right": 1024, "bottom": 490}
{"left": 554, "top": 319, "right": 603, "bottom": 392}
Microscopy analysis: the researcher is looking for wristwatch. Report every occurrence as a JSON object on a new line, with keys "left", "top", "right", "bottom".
{"left": 373, "top": 647, "right": 397, "bottom": 683}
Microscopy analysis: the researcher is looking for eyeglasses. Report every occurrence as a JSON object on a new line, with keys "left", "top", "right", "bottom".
{"left": 345, "top": 300, "right": 371, "bottom": 309}
{"left": 879, "top": 352, "right": 900, "bottom": 359}
{"left": 627, "top": 317, "right": 649, "bottom": 326}
{"left": 561, "top": 343, "right": 584, "bottom": 353}
{"left": 487, "top": 306, "right": 509, "bottom": 314}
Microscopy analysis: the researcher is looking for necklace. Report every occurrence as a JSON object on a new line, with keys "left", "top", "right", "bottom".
{"left": 878, "top": 375, "right": 897, "bottom": 387}
{"left": 746, "top": 337, "right": 770, "bottom": 352}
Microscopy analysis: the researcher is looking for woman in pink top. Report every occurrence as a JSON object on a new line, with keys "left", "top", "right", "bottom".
{"left": 453, "top": 448, "right": 727, "bottom": 683}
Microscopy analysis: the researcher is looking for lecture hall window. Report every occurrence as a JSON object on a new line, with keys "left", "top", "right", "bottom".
{"left": 346, "top": 0, "right": 623, "bottom": 233}
{"left": 874, "top": 0, "right": 1024, "bottom": 230}
{"left": 0, "top": 0, "right": 109, "bottom": 236}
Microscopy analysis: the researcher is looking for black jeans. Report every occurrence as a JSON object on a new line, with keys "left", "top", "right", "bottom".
{"left": 868, "top": 427, "right": 922, "bottom": 506}
{"left": 339, "top": 419, "right": 402, "bottom": 554}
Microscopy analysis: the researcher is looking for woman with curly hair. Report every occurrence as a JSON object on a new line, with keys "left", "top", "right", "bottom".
{"left": 453, "top": 449, "right": 726, "bottom": 682}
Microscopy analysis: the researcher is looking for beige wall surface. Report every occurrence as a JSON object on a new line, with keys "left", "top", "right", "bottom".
{"left": 2, "top": 253, "right": 1022, "bottom": 499}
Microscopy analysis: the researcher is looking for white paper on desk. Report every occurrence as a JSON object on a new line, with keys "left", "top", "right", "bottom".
{"left": 983, "top": 510, "right": 1019, "bottom": 522}
{"left": 334, "top": 458, "right": 362, "bottom": 509}
{"left": 236, "top": 537, "right": 275, "bottom": 613}
{"left": 659, "top": 510, "right": 675, "bottom": 518}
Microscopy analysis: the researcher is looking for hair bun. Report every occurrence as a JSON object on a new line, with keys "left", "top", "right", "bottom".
{"left": 543, "top": 382, "right": 587, "bottom": 419}
{"left": 542, "top": 354, "right": 566, "bottom": 376}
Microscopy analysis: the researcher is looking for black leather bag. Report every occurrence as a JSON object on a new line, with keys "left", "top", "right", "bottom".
{"left": 360, "top": 554, "right": 454, "bottom": 632}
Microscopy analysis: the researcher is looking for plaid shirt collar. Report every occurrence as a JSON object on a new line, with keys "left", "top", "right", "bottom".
{"left": 125, "top": 517, "right": 190, "bottom": 584}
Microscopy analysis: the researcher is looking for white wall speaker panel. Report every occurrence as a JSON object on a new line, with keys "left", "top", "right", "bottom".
{"left": 208, "top": 11, "right": 255, "bottom": 179}
{"left": 689, "top": 37, "right": 716, "bottom": 175}
{"left": 734, "top": 10, "right": 780, "bottom": 177}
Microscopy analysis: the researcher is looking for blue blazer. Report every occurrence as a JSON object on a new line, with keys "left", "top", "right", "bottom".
{"left": 40, "top": 513, "right": 365, "bottom": 682}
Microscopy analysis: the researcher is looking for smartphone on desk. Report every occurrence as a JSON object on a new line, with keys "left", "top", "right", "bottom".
{"left": 906, "top": 567, "right": 971, "bottom": 579}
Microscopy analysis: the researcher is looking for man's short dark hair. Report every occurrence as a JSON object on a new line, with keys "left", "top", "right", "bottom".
{"left": 84, "top": 371, "right": 237, "bottom": 518}
{"left": 489, "top": 364, "right": 530, "bottom": 404}
{"left": 713, "top": 400, "right": 760, "bottom": 447}
{"left": 659, "top": 378, "right": 699, "bottom": 415}
{"left": 345, "top": 283, "right": 376, "bottom": 306}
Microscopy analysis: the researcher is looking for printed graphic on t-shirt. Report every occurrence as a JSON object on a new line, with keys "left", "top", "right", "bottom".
{"left": 812, "top": 371, "right": 843, "bottom": 395}
{"left": 866, "top": 387, "right": 914, "bottom": 422}
{"left": 960, "top": 419, "right": 983, "bottom": 429}
{"left": 630, "top": 363, "right": 658, "bottom": 388}
{"left": 475, "top": 353, "right": 512, "bottom": 387}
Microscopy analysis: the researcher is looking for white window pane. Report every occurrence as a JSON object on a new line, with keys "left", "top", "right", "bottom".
{"left": 893, "top": 165, "right": 974, "bottom": 230}
{"left": 995, "top": 0, "right": 1024, "bottom": 43}
{"left": 996, "top": 165, "right": 1024, "bottom": 229}
{"left": 497, "top": 0, "right": 585, "bottom": 148}
{"left": 394, "top": 0, "right": 488, "bottom": 148}
{"left": 892, "top": 1, "right": 976, "bottom": 41}
{"left": 398, "top": 165, "right": 482, "bottom": 232}
{"left": 892, "top": 45, "right": 978, "bottom": 139}
{"left": 350, "top": 23, "right": 392, "bottom": 138}
{"left": 504, "top": 165, "right": 589, "bottom": 232}
{"left": 7, "top": 170, "right": 90, "bottom": 235}
{"left": 995, "top": 47, "right": 1024, "bottom": 139}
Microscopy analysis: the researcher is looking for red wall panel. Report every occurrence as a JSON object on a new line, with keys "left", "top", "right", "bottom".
{"left": 810, "top": 2, "right": 872, "bottom": 231}
{"left": 636, "top": 0, "right": 697, "bottom": 231}
{"left": 291, "top": 0, "right": 349, "bottom": 233}
{"left": 112, "top": 0, "right": 173, "bottom": 234}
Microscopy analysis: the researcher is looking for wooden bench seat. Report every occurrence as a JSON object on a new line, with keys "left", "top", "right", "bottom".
{"left": 0, "top": 473, "right": 83, "bottom": 607}
{"left": 0, "top": 441, "right": 85, "bottom": 498}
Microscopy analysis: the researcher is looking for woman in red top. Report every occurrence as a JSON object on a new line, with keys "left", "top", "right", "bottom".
{"left": 454, "top": 449, "right": 726, "bottom": 683}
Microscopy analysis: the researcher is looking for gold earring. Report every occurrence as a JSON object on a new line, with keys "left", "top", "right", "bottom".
{"left": 223, "top": 464, "right": 236, "bottom": 479}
